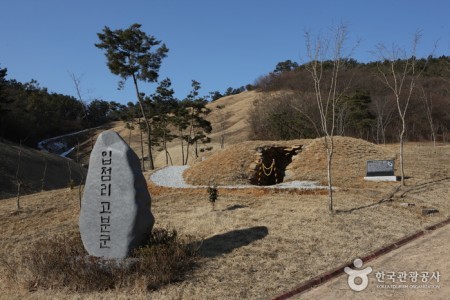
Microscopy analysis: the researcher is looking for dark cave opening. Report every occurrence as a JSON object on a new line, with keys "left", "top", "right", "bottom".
{"left": 249, "top": 145, "right": 302, "bottom": 186}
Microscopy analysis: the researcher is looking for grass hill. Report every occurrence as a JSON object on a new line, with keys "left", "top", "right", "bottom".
{"left": 66, "top": 91, "right": 259, "bottom": 168}
{"left": 205, "top": 91, "right": 257, "bottom": 145}
{"left": 0, "top": 140, "right": 86, "bottom": 200}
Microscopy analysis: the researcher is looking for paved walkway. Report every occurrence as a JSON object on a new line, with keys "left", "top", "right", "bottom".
{"left": 297, "top": 223, "right": 449, "bottom": 299}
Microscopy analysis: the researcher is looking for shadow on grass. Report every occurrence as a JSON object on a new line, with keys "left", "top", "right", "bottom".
{"left": 224, "top": 204, "right": 248, "bottom": 211}
{"left": 335, "top": 199, "right": 394, "bottom": 214}
{"left": 198, "top": 226, "right": 269, "bottom": 258}
{"left": 336, "top": 185, "right": 402, "bottom": 214}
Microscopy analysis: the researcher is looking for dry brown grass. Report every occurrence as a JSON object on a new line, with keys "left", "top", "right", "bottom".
{"left": 0, "top": 142, "right": 449, "bottom": 299}
{"left": 0, "top": 141, "right": 86, "bottom": 200}
{"left": 205, "top": 91, "right": 258, "bottom": 145}
{"left": 1, "top": 228, "right": 197, "bottom": 293}
{"left": 289, "top": 136, "right": 397, "bottom": 187}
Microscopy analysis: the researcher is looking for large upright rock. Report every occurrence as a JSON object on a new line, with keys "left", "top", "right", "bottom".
{"left": 79, "top": 130, "right": 154, "bottom": 259}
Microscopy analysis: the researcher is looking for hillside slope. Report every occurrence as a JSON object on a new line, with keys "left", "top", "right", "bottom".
{"left": 0, "top": 141, "right": 86, "bottom": 200}
{"left": 205, "top": 91, "right": 257, "bottom": 145}
{"left": 67, "top": 91, "right": 259, "bottom": 168}
{"left": 153, "top": 90, "right": 259, "bottom": 166}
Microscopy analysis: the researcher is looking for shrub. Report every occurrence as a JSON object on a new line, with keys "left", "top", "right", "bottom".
{"left": 207, "top": 183, "right": 218, "bottom": 210}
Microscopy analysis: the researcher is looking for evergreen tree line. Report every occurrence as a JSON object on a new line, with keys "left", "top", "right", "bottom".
{"left": 209, "top": 85, "right": 248, "bottom": 101}
{"left": 0, "top": 66, "right": 129, "bottom": 147}
{"left": 250, "top": 56, "right": 450, "bottom": 143}
{"left": 0, "top": 64, "right": 212, "bottom": 156}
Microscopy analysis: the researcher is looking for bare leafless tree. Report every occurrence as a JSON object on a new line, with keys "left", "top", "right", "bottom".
{"left": 216, "top": 105, "right": 228, "bottom": 149}
{"left": 76, "top": 140, "right": 85, "bottom": 208}
{"left": 336, "top": 101, "right": 349, "bottom": 136}
{"left": 374, "top": 32, "right": 431, "bottom": 186}
{"left": 68, "top": 72, "right": 89, "bottom": 121}
{"left": 303, "top": 23, "right": 354, "bottom": 213}
{"left": 420, "top": 87, "right": 437, "bottom": 148}
{"left": 68, "top": 72, "right": 94, "bottom": 150}
{"left": 372, "top": 96, "right": 396, "bottom": 144}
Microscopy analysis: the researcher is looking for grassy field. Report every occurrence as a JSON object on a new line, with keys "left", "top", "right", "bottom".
{"left": 0, "top": 142, "right": 449, "bottom": 299}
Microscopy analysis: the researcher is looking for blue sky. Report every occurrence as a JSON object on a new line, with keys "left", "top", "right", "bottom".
{"left": 1, "top": 0, "right": 449, "bottom": 104}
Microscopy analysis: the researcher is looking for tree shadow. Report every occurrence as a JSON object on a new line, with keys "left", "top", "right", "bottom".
{"left": 335, "top": 185, "right": 402, "bottom": 214}
{"left": 198, "top": 226, "right": 269, "bottom": 258}
{"left": 335, "top": 199, "right": 394, "bottom": 214}
{"left": 224, "top": 204, "right": 248, "bottom": 211}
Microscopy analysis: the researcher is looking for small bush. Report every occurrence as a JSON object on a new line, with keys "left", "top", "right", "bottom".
{"left": 207, "top": 183, "right": 218, "bottom": 210}
{"left": 68, "top": 179, "right": 75, "bottom": 190}
{"left": 133, "top": 228, "right": 199, "bottom": 290}
{"left": 2, "top": 229, "right": 198, "bottom": 293}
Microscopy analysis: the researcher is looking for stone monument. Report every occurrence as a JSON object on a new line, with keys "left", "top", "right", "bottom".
{"left": 79, "top": 130, "right": 154, "bottom": 259}
{"left": 364, "top": 159, "right": 397, "bottom": 181}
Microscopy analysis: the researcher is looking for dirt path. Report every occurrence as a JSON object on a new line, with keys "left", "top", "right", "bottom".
{"left": 297, "top": 223, "right": 450, "bottom": 299}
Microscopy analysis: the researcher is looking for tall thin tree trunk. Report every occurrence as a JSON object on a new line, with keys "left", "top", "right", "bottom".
{"left": 180, "top": 128, "right": 185, "bottom": 165}
{"left": 16, "top": 182, "right": 21, "bottom": 210}
{"left": 132, "top": 74, "right": 154, "bottom": 170}
{"left": 163, "top": 120, "right": 169, "bottom": 165}
{"left": 164, "top": 140, "right": 169, "bottom": 165}
{"left": 16, "top": 142, "right": 22, "bottom": 210}
{"left": 195, "top": 139, "right": 198, "bottom": 159}
{"left": 184, "top": 112, "right": 195, "bottom": 165}
{"left": 128, "top": 125, "right": 132, "bottom": 145}
{"left": 67, "top": 161, "right": 73, "bottom": 190}
{"left": 327, "top": 151, "right": 333, "bottom": 212}
{"left": 167, "top": 150, "right": 173, "bottom": 166}
{"left": 399, "top": 127, "right": 406, "bottom": 186}
{"left": 138, "top": 118, "right": 145, "bottom": 171}
{"left": 41, "top": 159, "right": 47, "bottom": 192}
{"left": 396, "top": 92, "right": 407, "bottom": 187}
{"left": 76, "top": 141, "right": 85, "bottom": 208}
{"left": 325, "top": 136, "right": 334, "bottom": 212}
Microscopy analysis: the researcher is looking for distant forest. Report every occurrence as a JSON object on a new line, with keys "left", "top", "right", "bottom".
{"left": 0, "top": 67, "right": 131, "bottom": 147}
{"left": 1, "top": 55, "right": 449, "bottom": 147}
{"left": 0, "top": 65, "right": 244, "bottom": 148}
{"left": 250, "top": 56, "right": 450, "bottom": 143}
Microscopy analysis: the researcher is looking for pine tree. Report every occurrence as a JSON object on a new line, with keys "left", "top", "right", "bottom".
{"left": 95, "top": 24, "right": 169, "bottom": 170}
